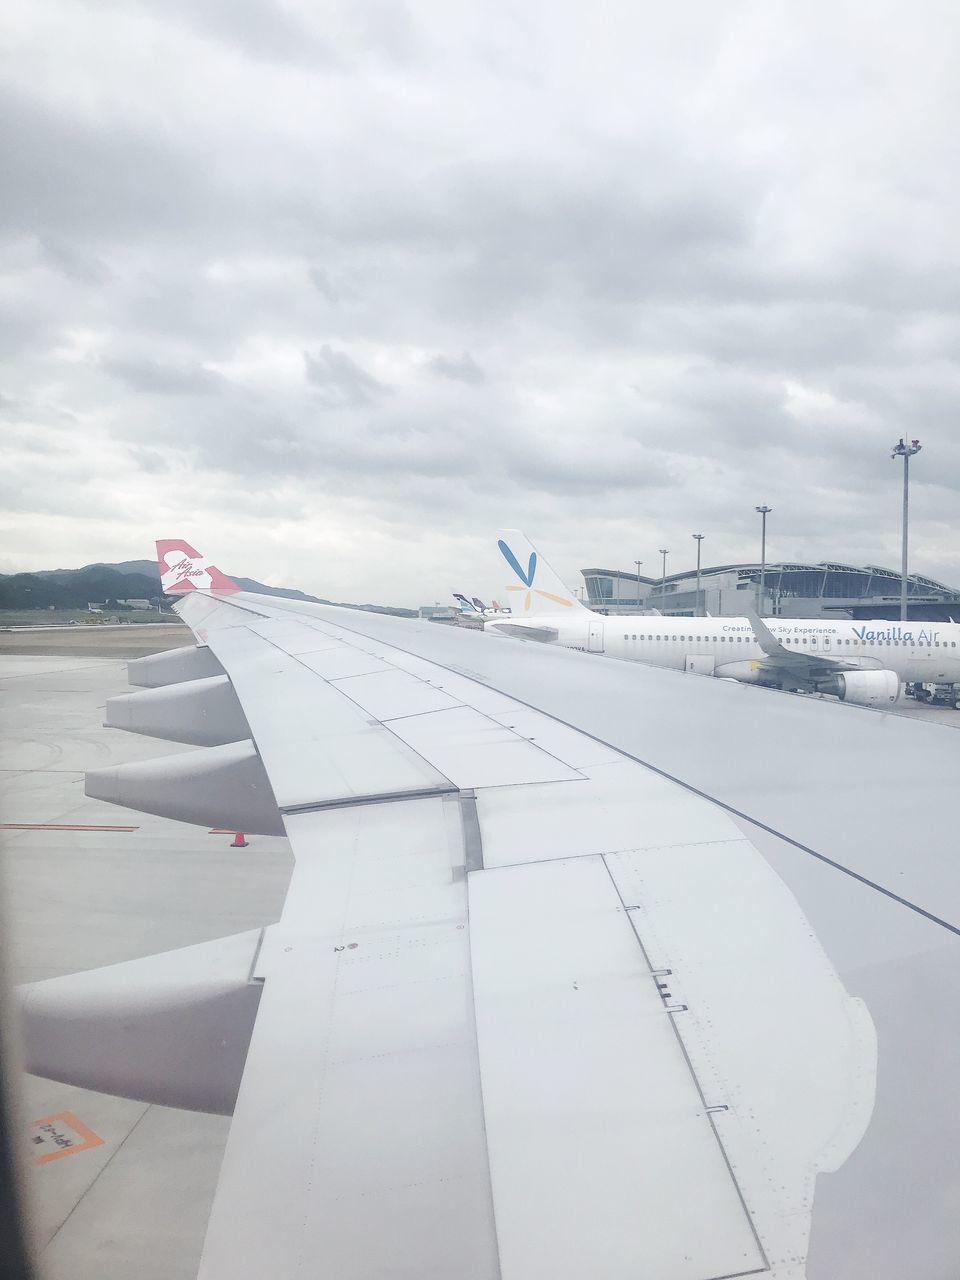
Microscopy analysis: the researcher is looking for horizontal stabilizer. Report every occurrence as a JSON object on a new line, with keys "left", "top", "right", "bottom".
{"left": 19, "top": 931, "right": 265, "bottom": 1114}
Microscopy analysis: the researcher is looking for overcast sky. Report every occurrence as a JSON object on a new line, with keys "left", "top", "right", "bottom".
{"left": 4, "top": 1, "right": 960, "bottom": 606}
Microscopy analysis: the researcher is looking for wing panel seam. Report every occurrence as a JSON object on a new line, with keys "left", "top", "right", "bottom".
{"left": 281, "top": 785, "right": 458, "bottom": 815}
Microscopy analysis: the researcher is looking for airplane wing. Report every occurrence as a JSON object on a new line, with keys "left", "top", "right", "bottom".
{"left": 744, "top": 607, "right": 857, "bottom": 689}
{"left": 18, "top": 557, "right": 960, "bottom": 1279}
{"left": 483, "top": 620, "right": 560, "bottom": 642}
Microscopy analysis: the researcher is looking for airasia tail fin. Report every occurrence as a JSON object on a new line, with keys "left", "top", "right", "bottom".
{"left": 156, "top": 539, "right": 240, "bottom": 594}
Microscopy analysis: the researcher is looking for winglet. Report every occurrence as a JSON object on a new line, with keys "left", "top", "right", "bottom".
{"left": 156, "top": 540, "right": 240, "bottom": 594}
{"left": 496, "top": 530, "right": 588, "bottom": 617}
{"left": 743, "top": 605, "right": 790, "bottom": 659}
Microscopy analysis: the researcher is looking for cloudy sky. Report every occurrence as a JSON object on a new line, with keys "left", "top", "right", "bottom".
{"left": 4, "top": 0, "right": 960, "bottom": 606}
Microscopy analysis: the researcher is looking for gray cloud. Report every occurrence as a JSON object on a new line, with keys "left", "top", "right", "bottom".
{"left": 38, "top": 236, "right": 112, "bottom": 285}
{"left": 137, "top": 0, "right": 338, "bottom": 69}
{"left": 4, "top": 2, "right": 960, "bottom": 603}
{"left": 101, "top": 356, "right": 224, "bottom": 395}
{"left": 303, "top": 345, "right": 388, "bottom": 408}
{"left": 0, "top": 86, "right": 219, "bottom": 244}
{"left": 308, "top": 267, "right": 341, "bottom": 303}
{"left": 427, "top": 352, "right": 487, "bottom": 385}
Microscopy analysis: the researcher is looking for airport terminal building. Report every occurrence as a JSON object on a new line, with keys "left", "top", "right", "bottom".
{"left": 582, "top": 561, "right": 960, "bottom": 621}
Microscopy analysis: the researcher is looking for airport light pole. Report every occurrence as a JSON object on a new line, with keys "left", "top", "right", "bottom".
{"left": 755, "top": 506, "right": 772, "bottom": 615}
{"left": 634, "top": 560, "right": 642, "bottom": 609}
{"left": 659, "top": 549, "right": 669, "bottom": 605}
{"left": 692, "top": 534, "right": 704, "bottom": 616}
{"left": 891, "top": 438, "right": 922, "bottom": 622}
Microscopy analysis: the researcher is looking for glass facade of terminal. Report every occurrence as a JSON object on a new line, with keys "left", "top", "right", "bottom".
{"left": 743, "top": 564, "right": 938, "bottom": 601}
{"left": 582, "top": 562, "right": 960, "bottom": 620}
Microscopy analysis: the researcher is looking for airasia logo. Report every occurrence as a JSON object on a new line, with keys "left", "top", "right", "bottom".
{"left": 170, "top": 557, "right": 203, "bottom": 578}
{"left": 161, "top": 552, "right": 213, "bottom": 590}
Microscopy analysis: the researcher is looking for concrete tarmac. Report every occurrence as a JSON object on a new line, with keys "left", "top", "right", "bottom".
{"left": 1, "top": 652, "right": 292, "bottom": 1280}
{"left": 0, "top": 623, "right": 191, "bottom": 659}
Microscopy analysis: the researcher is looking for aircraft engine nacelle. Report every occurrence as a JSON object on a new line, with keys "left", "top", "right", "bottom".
{"left": 827, "top": 669, "right": 901, "bottom": 706}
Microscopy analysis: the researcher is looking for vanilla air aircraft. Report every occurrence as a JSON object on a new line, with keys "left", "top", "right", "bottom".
{"left": 10, "top": 536, "right": 960, "bottom": 1280}
{"left": 485, "top": 529, "right": 960, "bottom": 706}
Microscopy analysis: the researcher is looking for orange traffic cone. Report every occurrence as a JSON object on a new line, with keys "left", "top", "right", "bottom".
{"left": 230, "top": 832, "right": 248, "bottom": 848}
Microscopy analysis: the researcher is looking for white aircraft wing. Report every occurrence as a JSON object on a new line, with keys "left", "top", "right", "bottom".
{"left": 482, "top": 619, "right": 560, "bottom": 642}
{"left": 176, "top": 594, "right": 771, "bottom": 1280}
{"left": 743, "top": 607, "right": 859, "bottom": 689}
{"left": 19, "top": 583, "right": 960, "bottom": 1280}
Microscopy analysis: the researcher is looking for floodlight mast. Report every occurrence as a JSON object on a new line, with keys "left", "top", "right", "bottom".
{"left": 891, "top": 438, "right": 922, "bottom": 622}
{"left": 659, "top": 549, "right": 669, "bottom": 606}
{"left": 692, "top": 534, "right": 705, "bottom": 617}
{"left": 755, "top": 506, "right": 772, "bottom": 615}
{"left": 634, "top": 560, "right": 642, "bottom": 608}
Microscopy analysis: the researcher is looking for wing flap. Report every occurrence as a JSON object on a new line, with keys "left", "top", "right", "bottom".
{"left": 197, "top": 797, "right": 499, "bottom": 1280}
{"left": 606, "top": 840, "right": 877, "bottom": 1266}
{"left": 468, "top": 856, "right": 766, "bottom": 1280}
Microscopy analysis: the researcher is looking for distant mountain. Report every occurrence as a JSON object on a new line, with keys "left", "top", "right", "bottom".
{"left": 87, "top": 559, "right": 159, "bottom": 577}
{"left": 0, "top": 568, "right": 162, "bottom": 610}
{"left": 0, "top": 562, "right": 416, "bottom": 617}
{"left": 37, "top": 560, "right": 159, "bottom": 579}
{"left": 230, "top": 577, "right": 325, "bottom": 603}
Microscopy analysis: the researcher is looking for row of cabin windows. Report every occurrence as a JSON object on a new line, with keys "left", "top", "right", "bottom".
{"left": 621, "top": 634, "right": 959, "bottom": 647}
{"left": 623, "top": 634, "right": 762, "bottom": 642}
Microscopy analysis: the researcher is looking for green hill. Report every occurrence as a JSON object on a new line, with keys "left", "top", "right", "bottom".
{"left": 0, "top": 562, "right": 416, "bottom": 617}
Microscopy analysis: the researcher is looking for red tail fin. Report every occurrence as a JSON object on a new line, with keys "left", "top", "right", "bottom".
{"left": 156, "top": 539, "right": 240, "bottom": 594}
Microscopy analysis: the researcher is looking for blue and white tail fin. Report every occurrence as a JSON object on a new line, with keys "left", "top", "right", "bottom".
{"left": 496, "top": 529, "right": 589, "bottom": 617}
{"left": 453, "top": 593, "right": 481, "bottom": 614}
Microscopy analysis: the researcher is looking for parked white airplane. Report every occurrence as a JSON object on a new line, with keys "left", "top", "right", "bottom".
{"left": 486, "top": 529, "right": 960, "bottom": 706}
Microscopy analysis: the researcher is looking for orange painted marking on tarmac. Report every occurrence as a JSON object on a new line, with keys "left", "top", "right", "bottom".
{"left": 31, "top": 1111, "right": 105, "bottom": 1165}
{"left": 1, "top": 823, "right": 139, "bottom": 832}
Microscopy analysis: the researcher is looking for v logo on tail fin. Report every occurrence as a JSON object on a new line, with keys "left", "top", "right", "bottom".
{"left": 498, "top": 541, "right": 537, "bottom": 588}
{"left": 496, "top": 529, "right": 588, "bottom": 617}
{"left": 156, "top": 540, "right": 240, "bottom": 594}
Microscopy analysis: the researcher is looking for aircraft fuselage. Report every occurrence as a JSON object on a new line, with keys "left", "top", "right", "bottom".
{"left": 485, "top": 613, "right": 960, "bottom": 687}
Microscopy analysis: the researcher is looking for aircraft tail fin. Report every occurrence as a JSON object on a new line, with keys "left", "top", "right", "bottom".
{"left": 496, "top": 529, "right": 588, "bottom": 617}
{"left": 156, "top": 540, "right": 240, "bottom": 594}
